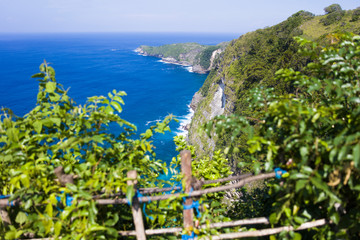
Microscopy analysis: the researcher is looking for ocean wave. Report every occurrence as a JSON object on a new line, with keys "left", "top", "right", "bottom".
{"left": 175, "top": 105, "right": 194, "bottom": 136}
{"left": 183, "top": 66, "right": 193, "bottom": 73}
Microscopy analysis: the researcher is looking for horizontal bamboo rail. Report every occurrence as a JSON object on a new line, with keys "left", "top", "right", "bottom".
{"left": 0, "top": 172, "right": 276, "bottom": 207}
{"left": 95, "top": 173, "right": 253, "bottom": 197}
{"left": 198, "top": 219, "right": 326, "bottom": 240}
{"left": 96, "top": 172, "right": 276, "bottom": 205}
{"left": 21, "top": 218, "right": 326, "bottom": 240}
{"left": 118, "top": 217, "right": 270, "bottom": 236}
{"left": 0, "top": 173, "right": 254, "bottom": 206}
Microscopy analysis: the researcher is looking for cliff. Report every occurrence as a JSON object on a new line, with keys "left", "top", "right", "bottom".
{"left": 135, "top": 42, "right": 228, "bottom": 74}
{"left": 187, "top": 8, "right": 360, "bottom": 162}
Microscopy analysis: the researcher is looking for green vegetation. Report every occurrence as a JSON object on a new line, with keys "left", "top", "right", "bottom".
{"left": 0, "top": 63, "right": 234, "bottom": 239}
{"left": 207, "top": 34, "right": 360, "bottom": 239}
{"left": 189, "top": 6, "right": 360, "bottom": 166}
{"left": 189, "top": 10, "right": 316, "bottom": 163}
{"left": 196, "top": 46, "right": 220, "bottom": 69}
{"left": 140, "top": 42, "right": 205, "bottom": 62}
{"left": 0, "top": 62, "right": 174, "bottom": 239}
{"left": 351, "top": 7, "right": 360, "bottom": 22}
{"left": 324, "top": 4, "right": 342, "bottom": 14}
{"left": 320, "top": 4, "right": 345, "bottom": 26}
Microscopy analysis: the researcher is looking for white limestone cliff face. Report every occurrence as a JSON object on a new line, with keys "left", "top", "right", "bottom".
{"left": 208, "top": 49, "right": 223, "bottom": 70}
{"left": 187, "top": 79, "right": 227, "bottom": 157}
{"left": 209, "top": 81, "right": 225, "bottom": 119}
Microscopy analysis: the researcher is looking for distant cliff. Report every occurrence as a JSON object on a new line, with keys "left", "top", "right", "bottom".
{"left": 135, "top": 42, "right": 228, "bottom": 74}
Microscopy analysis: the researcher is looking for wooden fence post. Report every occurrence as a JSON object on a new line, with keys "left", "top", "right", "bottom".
{"left": 0, "top": 207, "right": 11, "bottom": 227}
{"left": 181, "top": 150, "right": 194, "bottom": 233}
{"left": 127, "top": 170, "right": 146, "bottom": 240}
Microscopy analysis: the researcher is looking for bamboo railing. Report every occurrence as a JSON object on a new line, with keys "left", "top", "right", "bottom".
{"left": 0, "top": 150, "right": 327, "bottom": 239}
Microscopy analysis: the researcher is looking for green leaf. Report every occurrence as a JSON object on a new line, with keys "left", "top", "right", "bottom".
{"left": 126, "top": 185, "right": 135, "bottom": 205}
{"left": 300, "top": 146, "right": 308, "bottom": 162}
{"left": 88, "top": 225, "right": 107, "bottom": 232}
{"left": 50, "top": 118, "right": 61, "bottom": 127}
{"left": 33, "top": 121, "right": 42, "bottom": 133}
{"left": 293, "top": 232, "right": 302, "bottom": 240}
{"left": 45, "top": 203, "right": 53, "bottom": 217}
{"left": 353, "top": 143, "right": 360, "bottom": 168}
{"left": 15, "top": 211, "right": 28, "bottom": 225}
{"left": 269, "top": 212, "right": 277, "bottom": 224}
{"left": 54, "top": 221, "right": 62, "bottom": 236}
{"left": 330, "top": 212, "right": 340, "bottom": 225}
{"left": 290, "top": 173, "right": 309, "bottom": 179}
{"left": 310, "top": 176, "right": 341, "bottom": 202}
{"left": 45, "top": 81, "right": 57, "bottom": 93}
{"left": 295, "top": 180, "right": 308, "bottom": 192}
{"left": 111, "top": 101, "right": 122, "bottom": 113}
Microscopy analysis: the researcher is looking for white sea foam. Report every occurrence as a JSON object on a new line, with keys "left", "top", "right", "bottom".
{"left": 175, "top": 105, "right": 194, "bottom": 136}
{"left": 183, "top": 66, "right": 193, "bottom": 73}
{"left": 110, "top": 49, "right": 118, "bottom": 52}
{"left": 158, "top": 60, "right": 170, "bottom": 64}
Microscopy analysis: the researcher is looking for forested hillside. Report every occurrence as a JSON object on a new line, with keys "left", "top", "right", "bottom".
{"left": 188, "top": 5, "right": 360, "bottom": 167}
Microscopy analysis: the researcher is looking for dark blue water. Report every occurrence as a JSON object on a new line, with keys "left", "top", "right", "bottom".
{"left": 0, "top": 32, "right": 238, "bottom": 165}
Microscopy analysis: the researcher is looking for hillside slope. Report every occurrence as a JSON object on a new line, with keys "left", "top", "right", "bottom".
{"left": 188, "top": 7, "right": 360, "bottom": 165}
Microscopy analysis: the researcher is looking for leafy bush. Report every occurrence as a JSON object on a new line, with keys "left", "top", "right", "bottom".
{"left": 207, "top": 34, "right": 360, "bottom": 239}
{"left": 0, "top": 62, "right": 173, "bottom": 239}
{"left": 351, "top": 7, "right": 360, "bottom": 22}
{"left": 324, "top": 4, "right": 343, "bottom": 14}
{"left": 320, "top": 10, "right": 345, "bottom": 26}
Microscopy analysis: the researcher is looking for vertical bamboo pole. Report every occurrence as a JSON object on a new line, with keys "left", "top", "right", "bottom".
{"left": 127, "top": 170, "right": 146, "bottom": 240}
{"left": 181, "top": 150, "right": 194, "bottom": 231}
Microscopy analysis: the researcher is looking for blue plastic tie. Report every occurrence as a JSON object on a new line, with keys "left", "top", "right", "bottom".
{"left": 183, "top": 200, "right": 201, "bottom": 218}
{"left": 274, "top": 167, "right": 287, "bottom": 179}
{"left": 127, "top": 189, "right": 154, "bottom": 220}
{"left": 66, "top": 195, "right": 73, "bottom": 207}
{"left": 137, "top": 190, "right": 154, "bottom": 220}
{"left": 182, "top": 231, "right": 196, "bottom": 240}
{"left": 0, "top": 195, "right": 10, "bottom": 199}
{"left": 7, "top": 200, "right": 15, "bottom": 207}
{"left": 182, "top": 188, "right": 201, "bottom": 218}
{"left": 56, "top": 193, "right": 73, "bottom": 211}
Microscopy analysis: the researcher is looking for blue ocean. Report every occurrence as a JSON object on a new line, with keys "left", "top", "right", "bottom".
{"left": 0, "top": 32, "right": 238, "bottom": 167}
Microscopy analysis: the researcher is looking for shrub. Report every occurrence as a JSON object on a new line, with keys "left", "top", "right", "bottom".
{"left": 351, "top": 7, "right": 360, "bottom": 22}
{"left": 320, "top": 10, "right": 345, "bottom": 26}
{"left": 0, "top": 62, "right": 173, "bottom": 239}
{"left": 207, "top": 34, "right": 360, "bottom": 239}
{"left": 324, "top": 4, "right": 342, "bottom": 14}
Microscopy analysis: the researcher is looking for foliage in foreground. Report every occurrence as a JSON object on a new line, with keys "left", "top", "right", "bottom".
{"left": 207, "top": 34, "right": 360, "bottom": 239}
{"left": 0, "top": 62, "right": 173, "bottom": 239}
{"left": 0, "top": 62, "right": 235, "bottom": 239}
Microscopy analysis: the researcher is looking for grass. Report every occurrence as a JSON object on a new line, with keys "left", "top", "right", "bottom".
{"left": 300, "top": 10, "right": 360, "bottom": 40}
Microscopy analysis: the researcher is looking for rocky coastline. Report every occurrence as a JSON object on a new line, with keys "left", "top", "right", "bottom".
{"left": 134, "top": 44, "right": 224, "bottom": 74}
{"left": 135, "top": 47, "right": 208, "bottom": 74}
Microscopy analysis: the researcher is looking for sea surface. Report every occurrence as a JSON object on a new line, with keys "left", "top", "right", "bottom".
{"left": 0, "top": 32, "right": 239, "bottom": 170}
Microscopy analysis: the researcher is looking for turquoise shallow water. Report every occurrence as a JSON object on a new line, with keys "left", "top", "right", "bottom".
{"left": 0, "top": 32, "right": 239, "bottom": 166}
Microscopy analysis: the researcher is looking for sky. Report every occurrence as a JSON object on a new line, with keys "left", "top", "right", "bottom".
{"left": 0, "top": 0, "right": 359, "bottom": 34}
